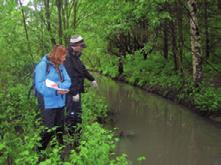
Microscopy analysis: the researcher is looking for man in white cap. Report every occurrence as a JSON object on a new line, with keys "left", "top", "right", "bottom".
{"left": 64, "top": 35, "right": 97, "bottom": 136}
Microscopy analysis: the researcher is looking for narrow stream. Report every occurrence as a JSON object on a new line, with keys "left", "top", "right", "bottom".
{"left": 94, "top": 75, "right": 221, "bottom": 165}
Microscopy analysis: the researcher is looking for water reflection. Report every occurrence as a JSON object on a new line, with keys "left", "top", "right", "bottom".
{"left": 94, "top": 75, "right": 221, "bottom": 165}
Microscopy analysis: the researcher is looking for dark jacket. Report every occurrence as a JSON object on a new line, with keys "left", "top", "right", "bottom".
{"left": 64, "top": 50, "right": 95, "bottom": 95}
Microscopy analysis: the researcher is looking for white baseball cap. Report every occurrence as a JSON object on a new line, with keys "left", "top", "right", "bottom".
{"left": 69, "top": 35, "right": 86, "bottom": 48}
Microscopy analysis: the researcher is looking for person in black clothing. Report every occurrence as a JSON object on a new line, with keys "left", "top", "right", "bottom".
{"left": 64, "top": 35, "right": 97, "bottom": 135}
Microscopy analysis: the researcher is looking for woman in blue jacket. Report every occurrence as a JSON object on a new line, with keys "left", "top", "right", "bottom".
{"left": 35, "top": 45, "right": 71, "bottom": 150}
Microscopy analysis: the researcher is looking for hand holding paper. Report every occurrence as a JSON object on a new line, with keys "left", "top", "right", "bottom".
{"left": 57, "top": 90, "right": 69, "bottom": 94}
{"left": 45, "top": 79, "right": 69, "bottom": 92}
{"left": 46, "top": 79, "right": 58, "bottom": 88}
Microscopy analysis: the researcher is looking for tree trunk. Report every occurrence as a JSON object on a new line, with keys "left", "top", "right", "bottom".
{"left": 218, "top": 0, "right": 221, "bottom": 9}
{"left": 170, "top": 21, "right": 179, "bottom": 71}
{"left": 62, "top": 0, "right": 76, "bottom": 45}
{"left": 63, "top": 0, "right": 68, "bottom": 45}
{"left": 118, "top": 55, "right": 124, "bottom": 75}
{"left": 163, "top": 22, "right": 168, "bottom": 60}
{"left": 18, "top": 0, "right": 34, "bottom": 63}
{"left": 44, "top": 0, "right": 56, "bottom": 45}
{"left": 56, "top": 0, "right": 63, "bottom": 44}
{"left": 177, "top": 0, "right": 183, "bottom": 72}
{"left": 72, "top": 0, "right": 78, "bottom": 31}
{"left": 188, "top": 0, "right": 203, "bottom": 86}
{"left": 204, "top": 0, "right": 210, "bottom": 59}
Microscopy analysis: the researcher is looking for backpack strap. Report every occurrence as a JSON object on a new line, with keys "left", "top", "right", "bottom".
{"left": 57, "top": 67, "right": 64, "bottom": 82}
{"left": 27, "top": 60, "right": 51, "bottom": 99}
{"left": 45, "top": 61, "right": 50, "bottom": 75}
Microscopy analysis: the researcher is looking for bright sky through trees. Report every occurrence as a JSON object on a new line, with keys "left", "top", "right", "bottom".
{"left": 20, "top": 0, "right": 29, "bottom": 6}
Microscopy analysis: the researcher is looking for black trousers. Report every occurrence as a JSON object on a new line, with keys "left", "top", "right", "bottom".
{"left": 39, "top": 107, "right": 64, "bottom": 150}
{"left": 65, "top": 94, "right": 82, "bottom": 135}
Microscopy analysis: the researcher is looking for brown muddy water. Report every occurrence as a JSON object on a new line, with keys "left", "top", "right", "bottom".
{"left": 94, "top": 75, "right": 221, "bottom": 165}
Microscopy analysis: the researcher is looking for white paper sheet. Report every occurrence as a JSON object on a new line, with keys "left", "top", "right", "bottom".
{"left": 45, "top": 79, "right": 69, "bottom": 91}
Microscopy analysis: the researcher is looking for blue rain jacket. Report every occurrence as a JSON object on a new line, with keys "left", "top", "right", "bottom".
{"left": 34, "top": 55, "right": 71, "bottom": 109}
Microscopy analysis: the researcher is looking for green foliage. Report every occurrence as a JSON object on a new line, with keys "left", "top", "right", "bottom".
{"left": 0, "top": 0, "right": 221, "bottom": 163}
{"left": 134, "top": 0, "right": 171, "bottom": 28}
{"left": 82, "top": 92, "right": 108, "bottom": 122}
{"left": 0, "top": 84, "right": 127, "bottom": 164}
{"left": 124, "top": 51, "right": 183, "bottom": 88}
{"left": 109, "top": 154, "right": 128, "bottom": 165}
{"left": 0, "top": 84, "right": 40, "bottom": 164}
{"left": 193, "top": 85, "right": 221, "bottom": 111}
{"left": 0, "top": 1, "right": 130, "bottom": 163}
{"left": 68, "top": 123, "right": 117, "bottom": 165}
{"left": 97, "top": 54, "right": 118, "bottom": 78}
{"left": 95, "top": 50, "right": 221, "bottom": 112}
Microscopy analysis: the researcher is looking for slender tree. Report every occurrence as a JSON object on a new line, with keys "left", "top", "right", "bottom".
{"left": 188, "top": 0, "right": 203, "bottom": 86}
{"left": 44, "top": 0, "right": 56, "bottom": 45}
{"left": 204, "top": 0, "right": 210, "bottom": 59}
{"left": 177, "top": 0, "right": 184, "bottom": 72}
{"left": 56, "top": 0, "right": 63, "bottom": 44}
{"left": 218, "top": 0, "right": 221, "bottom": 9}
{"left": 169, "top": 2, "right": 182, "bottom": 71}
{"left": 18, "top": 0, "right": 34, "bottom": 63}
{"left": 163, "top": 21, "right": 169, "bottom": 60}
{"left": 170, "top": 20, "right": 179, "bottom": 70}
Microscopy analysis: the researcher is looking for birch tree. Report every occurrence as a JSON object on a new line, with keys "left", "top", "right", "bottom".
{"left": 188, "top": 0, "right": 203, "bottom": 86}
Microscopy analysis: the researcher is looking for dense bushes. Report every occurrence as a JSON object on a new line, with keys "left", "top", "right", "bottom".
{"left": 0, "top": 84, "right": 40, "bottom": 164}
{"left": 0, "top": 83, "right": 128, "bottom": 164}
